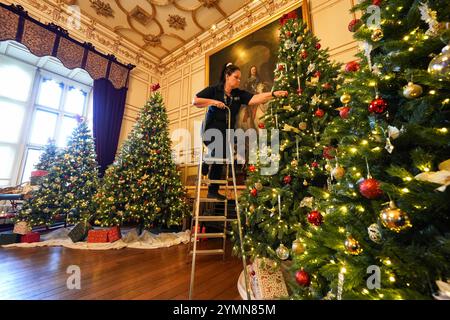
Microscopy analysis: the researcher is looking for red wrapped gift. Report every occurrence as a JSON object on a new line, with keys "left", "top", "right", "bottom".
{"left": 31, "top": 170, "right": 48, "bottom": 177}
{"left": 21, "top": 232, "right": 40, "bottom": 243}
{"left": 107, "top": 226, "right": 121, "bottom": 243}
{"left": 87, "top": 229, "right": 109, "bottom": 243}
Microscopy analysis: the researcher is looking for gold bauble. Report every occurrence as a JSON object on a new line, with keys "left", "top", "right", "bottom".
{"left": 380, "top": 202, "right": 412, "bottom": 233}
{"left": 325, "top": 163, "right": 332, "bottom": 172}
{"left": 331, "top": 166, "right": 346, "bottom": 180}
{"left": 291, "top": 159, "right": 299, "bottom": 168}
{"left": 371, "top": 28, "right": 384, "bottom": 42}
{"left": 340, "top": 93, "right": 352, "bottom": 105}
{"left": 276, "top": 243, "right": 290, "bottom": 260}
{"left": 344, "top": 235, "right": 363, "bottom": 255}
{"left": 298, "top": 122, "right": 308, "bottom": 130}
{"left": 428, "top": 43, "right": 450, "bottom": 80}
{"left": 297, "top": 35, "right": 303, "bottom": 43}
{"left": 155, "top": 207, "right": 161, "bottom": 213}
{"left": 255, "top": 182, "right": 263, "bottom": 191}
{"left": 403, "top": 82, "right": 423, "bottom": 99}
{"left": 249, "top": 204, "right": 255, "bottom": 213}
{"left": 292, "top": 239, "right": 305, "bottom": 255}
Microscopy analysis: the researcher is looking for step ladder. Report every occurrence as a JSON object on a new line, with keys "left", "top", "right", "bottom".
{"left": 188, "top": 106, "right": 251, "bottom": 300}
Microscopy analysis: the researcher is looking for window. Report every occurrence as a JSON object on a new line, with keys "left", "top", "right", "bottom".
{"left": 0, "top": 51, "right": 93, "bottom": 187}
{"left": 21, "top": 72, "right": 92, "bottom": 183}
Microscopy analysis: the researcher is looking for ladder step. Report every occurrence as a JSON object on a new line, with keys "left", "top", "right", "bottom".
{"left": 197, "top": 216, "right": 227, "bottom": 222}
{"left": 201, "top": 179, "right": 228, "bottom": 185}
{"left": 198, "top": 198, "right": 228, "bottom": 203}
{"left": 190, "top": 249, "right": 225, "bottom": 255}
{"left": 195, "top": 233, "right": 226, "bottom": 239}
{"left": 204, "top": 158, "right": 232, "bottom": 164}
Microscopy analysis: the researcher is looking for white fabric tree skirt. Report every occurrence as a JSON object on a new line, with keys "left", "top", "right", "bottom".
{"left": 2, "top": 228, "right": 190, "bottom": 250}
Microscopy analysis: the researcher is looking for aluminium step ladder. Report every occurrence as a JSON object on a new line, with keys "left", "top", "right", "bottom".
{"left": 188, "top": 106, "right": 251, "bottom": 300}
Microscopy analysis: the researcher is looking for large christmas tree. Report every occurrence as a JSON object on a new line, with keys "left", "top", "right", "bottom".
{"left": 290, "top": 1, "right": 450, "bottom": 299}
{"left": 17, "top": 118, "right": 99, "bottom": 227}
{"left": 94, "top": 85, "right": 189, "bottom": 230}
{"left": 231, "top": 15, "right": 342, "bottom": 262}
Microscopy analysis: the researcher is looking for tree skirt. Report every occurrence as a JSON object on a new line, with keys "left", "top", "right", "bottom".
{"left": 2, "top": 228, "right": 190, "bottom": 250}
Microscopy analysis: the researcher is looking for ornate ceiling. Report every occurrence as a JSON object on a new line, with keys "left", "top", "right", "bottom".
{"left": 66, "top": 0, "right": 253, "bottom": 60}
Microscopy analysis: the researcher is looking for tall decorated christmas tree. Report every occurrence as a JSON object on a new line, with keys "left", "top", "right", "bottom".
{"left": 290, "top": 1, "right": 450, "bottom": 299}
{"left": 231, "top": 14, "right": 342, "bottom": 262}
{"left": 94, "top": 84, "right": 189, "bottom": 231}
{"left": 17, "top": 118, "right": 99, "bottom": 227}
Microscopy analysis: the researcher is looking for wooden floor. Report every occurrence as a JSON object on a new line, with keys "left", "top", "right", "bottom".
{"left": 0, "top": 240, "right": 243, "bottom": 300}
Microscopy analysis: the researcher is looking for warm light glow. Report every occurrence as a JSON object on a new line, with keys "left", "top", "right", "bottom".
{"left": 401, "top": 188, "right": 410, "bottom": 193}
{"left": 438, "top": 128, "right": 448, "bottom": 133}
{"left": 429, "top": 90, "right": 436, "bottom": 95}
{"left": 341, "top": 267, "right": 347, "bottom": 274}
{"left": 338, "top": 227, "right": 345, "bottom": 233}
{"left": 389, "top": 276, "right": 396, "bottom": 282}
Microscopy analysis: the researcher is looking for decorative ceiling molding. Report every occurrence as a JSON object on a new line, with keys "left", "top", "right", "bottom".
{"left": 167, "top": 14, "right": 186, "bottom": 31}
{"left": 89, "top": 0, "right": 114, "bottom": 18}
{"left": 130, "top": 6, "right": 152, "bottom": 26}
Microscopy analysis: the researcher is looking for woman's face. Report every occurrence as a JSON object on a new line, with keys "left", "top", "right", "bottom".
{"left": 251, "top": 67, "right": 257, "bottom": 76}
{"left": 227, "top": 70, "right": 241, "bottom": 89}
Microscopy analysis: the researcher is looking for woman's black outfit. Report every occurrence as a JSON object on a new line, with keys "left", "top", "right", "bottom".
{"left": 196, "top": 84, "right": 254, "bottom": 197}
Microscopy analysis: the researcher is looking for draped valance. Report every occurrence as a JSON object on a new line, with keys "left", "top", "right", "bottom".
{"left": 0, "top": 3, "right": 135, "bottom": 89}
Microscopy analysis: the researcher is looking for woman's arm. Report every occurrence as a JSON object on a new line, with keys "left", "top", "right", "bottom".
{"left": 192, "top": 96, "right": 226, "bottom": 109}
{"left": 248, "top": 90, "right": 288, "bottom": 106}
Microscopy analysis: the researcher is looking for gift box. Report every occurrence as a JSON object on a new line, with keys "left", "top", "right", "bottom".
{"left": 13, "top": 221, "right": 31, "bottom": 235}
{"left": 0, "top": 233, "right": 21, "bottom": 245}
{"left": 30, "top": 170, "right": 49, "bottom": 186}
{"left": 87, "top": 229, "right": 109, "bottom": 243}
{"left": 107, "top": 226, "right": 121, "bottom": 243}
{"left": 250, "top": 258, "right": 288, "bottom": 300}
{"left": 68, "top": 221, "right": 91, "bottom": 242}
{"left": 21, "top": 232, "right": 40, "bottom": 243}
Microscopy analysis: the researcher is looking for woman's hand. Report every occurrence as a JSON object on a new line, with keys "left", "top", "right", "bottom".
{"left": 273, "top": 91, "right": 289, "bottom": 98}
{"left": 213, "top": 100, "right": 226, "bottom": 109}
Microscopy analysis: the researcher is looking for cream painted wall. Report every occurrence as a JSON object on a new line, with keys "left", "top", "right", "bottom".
{"left": 158, "top": 0, "right": 360, "bottom": 185}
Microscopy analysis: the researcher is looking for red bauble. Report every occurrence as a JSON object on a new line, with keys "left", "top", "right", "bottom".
{"left": 339, "top": 106, "right": 351, "bottom": 119}
{"left": 250, "top": 188, "right": 258, "bottom": 197}
{"left": 295, "top": 270, "right": 311, "bottom": 287}
{"left": 307, "top": 210, "right": 323, "bottom": 226}
{"left": 359, "top": 178, "right": 384, "bottom": 199}
{"left": 311, "top": 161, "right": 319, "bottom": 168}
{"left": 322, "top": 82, "right": 332, "bottom": 90}
{"left": 283, "top": 175, "right": 292, "bottom": 185}
{"left": 372, "top": 0, "right": 382, "bottom": 6}
{"left": 323, "top": 146, "right": 336, "bottom": 160}
{"left": 301, "top": 51, "right": 308, "bottom": 59}
{"left": 278, "top": 64, "right": 285, "bottom": 71}
{"left": 345, "top": 60, "right": 360, "bottom": 72}
{"left": 348, "top": 19, "right": 362, "bottom": 32}
{"left": 258, "top": 123, "right": 265, "bottom": 129}
{"left": 315, "top": 108, "right": 325, "bottom": 118}
{"left": 297, "top": 88, "right": 303, "bottom": 95}
{"left": 368, "top": 97, "right": 388, "bottom": 114}
{"left": 249, "top": 165, "right": 257, "bottom": 173}
{"left": 156, "top": 150, "right": 161, "bottom": 155}
{"left": 314, "top": 71, "right": 321, "bottom": 78}
{"left": 315, "top": 43, "right": 321, "bottom": 50}
{"left": 286, "top": 31, "right": 292, "bottom": 37}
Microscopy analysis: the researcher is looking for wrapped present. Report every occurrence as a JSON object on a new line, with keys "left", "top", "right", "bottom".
{"left": 87, "top": 229, "right": 109, "bottom": 243}
{"left": 0, "top": 233, "right": 21, "bottom": 245}
{"left": 250, "top": 258, "right": 288, "bottom": 300}
{"left": 68, "top": 221, "right": 91, "bottom": 242}
{"left": 107, "top": 226, "right": 122, "bottom": 243}
{"left": 13, "top": 221, "right": 31, "bottom": 235}
{"left": 21, "top": 232, "right": 40, "bottom": 243}
{"left": 30, "top": 170, "right": 48, "bottom": 186}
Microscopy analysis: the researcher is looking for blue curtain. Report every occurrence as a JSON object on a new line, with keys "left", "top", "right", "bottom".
{"left": 93, "top": 78, "right": 128, "bottom": 176}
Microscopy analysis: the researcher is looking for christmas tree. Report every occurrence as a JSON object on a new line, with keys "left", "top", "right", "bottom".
{"left": 35, "top": 138, "right": 58, "bottom": 171}
{"left": 231, "top": 15, "right": 342, "bottom": 262}
{"left": 17, "top": 118, "right": 99, "bottom": 227}
{"left": 94, "top": 84, "right": 189, "bottom": 230}
{"left": 290, "top": 1, "right": 450, "bottom": 299}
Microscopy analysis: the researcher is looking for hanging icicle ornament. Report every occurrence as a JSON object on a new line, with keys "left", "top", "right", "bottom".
{"left": 367, "top": 223, "right": 383, "bottom": 243}
{"left": 419, "top": 2, "right": 439, "bottom": 35}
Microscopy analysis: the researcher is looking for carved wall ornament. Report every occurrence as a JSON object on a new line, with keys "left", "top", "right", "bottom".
{"left": 199, "top": 0, "right": 219, "bottom": 9}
